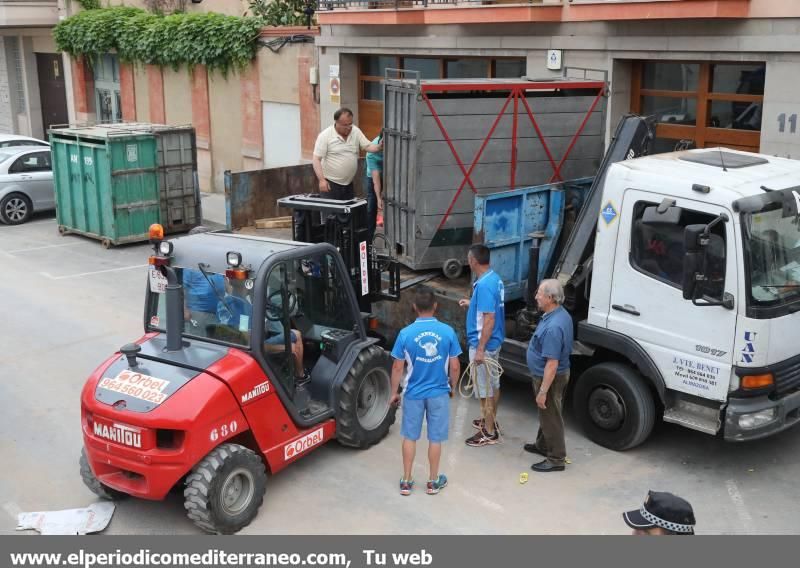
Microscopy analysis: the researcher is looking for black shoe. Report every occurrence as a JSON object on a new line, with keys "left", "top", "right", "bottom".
{"left": 523, "top": 444, "right": 546, "bottom": 457}
{"left": 531, "top": 460, "right": 565, "bottom": 472}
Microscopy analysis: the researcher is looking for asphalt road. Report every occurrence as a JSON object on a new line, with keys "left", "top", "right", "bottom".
{"left": 2, "top": 214, "right": 799, "bottom": 535}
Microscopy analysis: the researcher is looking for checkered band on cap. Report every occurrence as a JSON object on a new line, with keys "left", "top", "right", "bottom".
{"left": 640, "top": 506, "right": 694, "bottom": 533}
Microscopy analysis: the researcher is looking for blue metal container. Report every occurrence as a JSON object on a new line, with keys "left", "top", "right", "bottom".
{"left": 473, "top": 177, "right": 593, "bottom": 301}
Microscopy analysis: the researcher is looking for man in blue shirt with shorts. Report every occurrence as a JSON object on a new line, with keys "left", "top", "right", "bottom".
{"left": 390, "top": 287, "right": 461, "bottom": 496}
{"left": 460, "top": 244, "right": 505, "bottom": 447}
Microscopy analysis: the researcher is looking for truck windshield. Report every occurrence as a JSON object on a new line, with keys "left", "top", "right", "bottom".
{"left": 150, "top": 267, "right": 253, "bottom": 347}
{"left": 742, "top": 205, "right": 800, "bottom": 315}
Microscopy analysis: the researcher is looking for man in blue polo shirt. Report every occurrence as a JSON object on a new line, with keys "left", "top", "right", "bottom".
{"left": 525, "top": 278, "right": 574, "bottom": 473}
{"left": 390, "top": 287, "right": 461, "bottom": 496}
{"left": 459, "top": 244, "right": 505, "bottom": 447}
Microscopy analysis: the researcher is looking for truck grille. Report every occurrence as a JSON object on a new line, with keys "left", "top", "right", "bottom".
{"left": 773, "top": 354, "right": 800, "bottom": 397}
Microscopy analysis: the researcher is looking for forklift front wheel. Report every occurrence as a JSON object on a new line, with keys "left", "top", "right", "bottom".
{"left": 184, "top": 443, "right": 267, "bottom": 535}
{"left": 79, "top": 449, "right": 128, "bottom": 501}
{"left": 336, "top": 345, "right": 396, "bottom": 448}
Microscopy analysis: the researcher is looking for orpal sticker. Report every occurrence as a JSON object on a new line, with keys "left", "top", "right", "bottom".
{"left": 98, "top": 370, "right": 170, "bottom": 406}
{"left": 284, "top": 428, "right": 324, "bottom": 460}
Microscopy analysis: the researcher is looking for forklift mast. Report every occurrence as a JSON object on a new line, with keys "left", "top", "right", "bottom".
{"left": 278, "top": 194, "right": 400, "bottom": 312}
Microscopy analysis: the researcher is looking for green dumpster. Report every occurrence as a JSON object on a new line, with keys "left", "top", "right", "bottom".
{"left": 49, "top": 123, "right": 201, "bottom": 247}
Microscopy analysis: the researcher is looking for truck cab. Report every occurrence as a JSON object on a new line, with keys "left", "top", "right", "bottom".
{"left": 576, "top": 148, "right": 800, "bottom": 448}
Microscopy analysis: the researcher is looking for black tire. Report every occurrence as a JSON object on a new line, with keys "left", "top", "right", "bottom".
{"left": 335, "top": 345, "right": 396, "bottom": 448}
{"left": 572, "top": 362, "right": 656, "bottom": 451}
{"left": 79, "top": 448, "right": 128, "bottom": 500}
{"left": 183, "top": 443, "right": 267, "bottom": 535}
{"left": 0, "top": 193, "right": 32, "bottom": 225}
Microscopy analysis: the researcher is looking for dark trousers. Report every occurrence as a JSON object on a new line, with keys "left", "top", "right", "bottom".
{"left": 326, "top": 179, "right": 354, "bottom": 201}
{"left": 366, "top": 176, "right": 379, "bottom": 243}
{"left": 532, "top": 371, "right": 570, "bottom": 465}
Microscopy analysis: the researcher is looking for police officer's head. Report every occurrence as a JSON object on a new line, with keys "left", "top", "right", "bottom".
{"left": 623, "top": 491, "right": 696, "bottom": 536}
{"left": 413, "top": 286, "right": 437, "bottom": 317}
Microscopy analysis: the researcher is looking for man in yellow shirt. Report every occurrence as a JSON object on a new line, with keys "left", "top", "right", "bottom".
{"left": 312, "top": 108, "right": 383, "bottom": 200}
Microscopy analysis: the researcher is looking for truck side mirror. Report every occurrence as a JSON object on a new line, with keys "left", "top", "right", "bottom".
{"left": 682, "top": 224, "right": 706, "bottom": 300}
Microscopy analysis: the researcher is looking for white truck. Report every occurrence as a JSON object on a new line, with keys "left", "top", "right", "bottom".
{"left": 500, "top": 118, "right": 800, "bottom": 450}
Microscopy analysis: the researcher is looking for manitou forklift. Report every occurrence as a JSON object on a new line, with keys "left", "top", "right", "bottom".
{"left": 80, "top": 199, "right": 399, "bottom": 534}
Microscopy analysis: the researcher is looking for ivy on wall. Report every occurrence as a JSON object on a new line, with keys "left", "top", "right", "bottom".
{"left": 249, "top": 0, "right": 314, "bottom": 28}
{"left": 54, "top": 7, "right": 264, "bottom": 75}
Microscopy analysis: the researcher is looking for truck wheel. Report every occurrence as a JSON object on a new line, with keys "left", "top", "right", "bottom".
{"left": 336, "top": 345, "right": 396, "bottom": 448}
{"left": 79, "top": 448, "right": 128, "bottom": 500}
{"left": 572, "top": 362, "right": 655, "bottom": 451}
{"left": 442, "top": 259, "right": 463, "bottom": 280}
{"left": 184, "top": 443, "right": 267, "bottom": 535}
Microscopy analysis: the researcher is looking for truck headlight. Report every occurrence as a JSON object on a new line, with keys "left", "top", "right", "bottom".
{"left": 738, "top": 408, "right": 777, "bottom": 430}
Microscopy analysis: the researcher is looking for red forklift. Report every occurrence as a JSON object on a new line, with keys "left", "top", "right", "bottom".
{"left": 80, "top": 198, "right": 400, "bottom": 533}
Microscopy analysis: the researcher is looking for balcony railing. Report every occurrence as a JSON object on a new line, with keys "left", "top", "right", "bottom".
{"left": 317, "top": 0, "right": 561, "bottom": 9}
{"left": 316, "top": 0, "right": 752, "bottom": 23}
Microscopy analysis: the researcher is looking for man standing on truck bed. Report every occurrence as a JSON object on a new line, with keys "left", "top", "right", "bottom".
{"left": 525, "top": 279, "right": 573, "bottom": 472}
{"left": 460, "top": 244, "right": 505, "bottom": 447}
{"left": 312, "top": 108, "right": 383, "bottom": 201}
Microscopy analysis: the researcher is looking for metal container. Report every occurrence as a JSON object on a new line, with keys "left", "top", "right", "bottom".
{"left": 50, "top": 123, "right": 200, "bottom": 247}
{"left": 473, "top": 178, "right": 593, "bottom": 302}
{"left": 383, "top": 74, "right": 606, "bottom": 275}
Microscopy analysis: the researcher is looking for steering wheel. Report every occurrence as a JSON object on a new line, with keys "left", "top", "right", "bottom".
{"left": 265, "top": 288, "right": 298, "bottom": 321}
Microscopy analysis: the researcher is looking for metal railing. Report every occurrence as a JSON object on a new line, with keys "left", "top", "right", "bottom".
{"left": 316, "top": 0, "right": 699, "bottom": 10}
{"left": 316, "top": 0, "right": 562, "bottom": 10}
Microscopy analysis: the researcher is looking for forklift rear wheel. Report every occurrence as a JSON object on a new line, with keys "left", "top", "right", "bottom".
{"left": 184, "top": 443, "right": 267, "bottom": 535}
{"left": 79, "top": 449, "right": 128, "bottom": 500}
{"left": 572, "top": 362, "right": 655, "bottom": 451}
{"left": 336, "top": 345, "right": 396, "bottom": 448}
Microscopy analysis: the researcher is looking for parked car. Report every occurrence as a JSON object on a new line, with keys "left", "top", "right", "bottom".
{"left": 0, "top": 134, "right": 49, "bottom": 148}
{"left": 0, "top": 146, "right": 54, "bottom": 225}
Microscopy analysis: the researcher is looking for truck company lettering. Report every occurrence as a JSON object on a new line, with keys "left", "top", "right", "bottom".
{"left": 673, "top": 356, "right": 720, "bottom": 391}
{"left": 241, "top": 381, "right": 270, "bottom": 403}
{"left": 284, "top": 427, "right": 324, "bottom": 460}
{"left": 93, "top": 421, "right": 142, "bottom": 448}
{"left": 741, "top": 331, "right": 757, "bottom": 364}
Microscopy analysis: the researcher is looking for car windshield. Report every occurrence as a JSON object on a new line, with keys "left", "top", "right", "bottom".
{"left": 742, "top": 205, "right": 800, "bottom": 311}
{"left": 150, "top": 266, "right": 253, "bottom": 347}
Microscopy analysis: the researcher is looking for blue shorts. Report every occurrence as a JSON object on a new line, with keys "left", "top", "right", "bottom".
{"left": 400, "top": 393, "right": 450, "bottom": 443}
{"left": 264, "top": 331, "right": 298, "bottom": 345}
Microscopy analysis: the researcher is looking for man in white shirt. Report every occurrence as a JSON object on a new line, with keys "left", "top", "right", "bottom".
{"left": 312, "top": 108, "right": 383, "bottom": 200}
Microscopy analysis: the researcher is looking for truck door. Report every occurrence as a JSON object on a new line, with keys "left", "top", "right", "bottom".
{"left": 607, "top": 190, "right": 736, "bottom": 402}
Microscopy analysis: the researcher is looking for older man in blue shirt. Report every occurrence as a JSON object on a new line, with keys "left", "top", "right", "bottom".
{"left": 525, "top": 278, "right": 573, "bottom": 472}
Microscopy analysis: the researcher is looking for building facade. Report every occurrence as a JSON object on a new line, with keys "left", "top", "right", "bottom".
{"left": 0, "top": 0, "right": 67, "bottom": 139}
{"left": 315, "top": 0, "right": 800, "bottom": 159}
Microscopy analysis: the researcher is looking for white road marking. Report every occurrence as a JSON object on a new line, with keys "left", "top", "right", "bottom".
{"left": 452, "top": 485, "right": 504, "bottom": 513}
{"left": 725, "top": 479, "right": 755, "bottom": 532}
{"left": 7, "top": 242, "right": 80, "bottom": 254}
{"left": 448, "top": 395, "right": 469, "bottom": 471}
{"left": 41, "top": 264, "right": 148, "bottom": 280}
